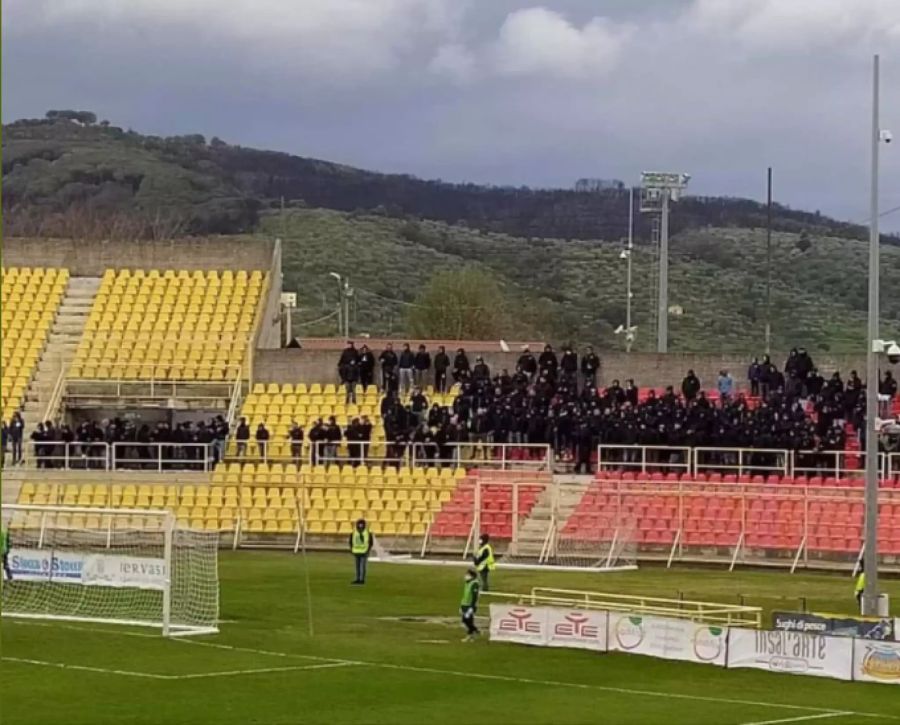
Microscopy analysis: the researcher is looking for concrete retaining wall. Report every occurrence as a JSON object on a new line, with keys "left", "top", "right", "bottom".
{"left": 3, "top": 237, "right": 276, "bottom": 275}
{"left": 253, "top": 347, "right": 881, "bottom": 388}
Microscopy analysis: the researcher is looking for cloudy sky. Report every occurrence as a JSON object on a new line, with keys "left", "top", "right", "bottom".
{"left": 4, "top": 0, "right": 899, "bottom": 230}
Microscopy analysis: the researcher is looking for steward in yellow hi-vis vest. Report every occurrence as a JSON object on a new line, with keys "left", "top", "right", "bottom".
{"left": 349, "top": 518, "right": 374, "bottom": 585}
{"left": 472, "top": 533, "right": 495, "bottom": 591}
{"left": 855, "top": 563, "right": 866, "bottom": 611}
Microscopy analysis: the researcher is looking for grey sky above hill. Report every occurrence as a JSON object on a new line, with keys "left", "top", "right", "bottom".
{"left": 3, "top": 0, "right": 899, "bottom": 232}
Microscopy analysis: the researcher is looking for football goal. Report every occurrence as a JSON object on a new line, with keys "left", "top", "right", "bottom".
{"left": 1, "top": 505, "right": 219, "bottom": 637}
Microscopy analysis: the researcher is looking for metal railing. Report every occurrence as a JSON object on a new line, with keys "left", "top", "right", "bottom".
{"left": 64, "top": 365, "right": 243, "bottom": 408}
{"left": 110, "top": 443, "right": 213, "bottom": 472}
{"left": 25, "top": 441, "right": 213, "bottom": 471}
{"left": 224, "top": 439, "right": 553, "bottom": 471}
{"left": 580, "top": 478, "right": 900, "bottom": 569}
{"left": 520, "top": 588, "right": 762, "bottom": 627}
{"left": 310, "top": 439, "right": 405, "bottom": 468}
{"left": 693, "top": 447, "right": 789, "bottom": 478}
{"left": 26, "top": 441, "right": 110, "bottom": 470}
{"left": 596, "top": 445, "right": 896, "bottom": 481}
{"left": 789, "top": 449, "right": 869, "bottom": 481}
{"left": 309, "top": 440, "right": 552, "bottom": 470}
{"left": 888, "top": 452, "right": 900, "bottom": 479}
{"left": 43, "top": 364, "right": 68, "bottom": 423}
{"left": 597, "top": 445, "right": 691, "bottom": 475}
{"left": 226, "top": 376, "right": 244, "bottom": 425}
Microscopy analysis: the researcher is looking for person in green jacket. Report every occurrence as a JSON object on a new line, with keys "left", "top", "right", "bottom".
{"left": 460, "top": 568, "right": 481, "bottom": 642}
{"left": 1, "top": 525, "right": 12, "bottom": 582}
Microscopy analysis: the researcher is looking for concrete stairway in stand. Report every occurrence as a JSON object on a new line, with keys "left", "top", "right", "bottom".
{"left": 1, "top": 467, "right": 27, "bottom": 514}
{"left": 21, "top": 277, "right": 101, "bottom": 428}
{"left": 508, "top": 475, "right": 591, "bottom": 560}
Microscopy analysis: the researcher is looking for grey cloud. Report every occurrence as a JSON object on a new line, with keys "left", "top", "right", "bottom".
{"left": 2, "top": 0, "right": 898, "bottom": 230}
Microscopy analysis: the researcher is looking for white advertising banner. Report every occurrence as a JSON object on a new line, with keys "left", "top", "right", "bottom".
{"left": 7, "top": 548, "right": 85, "bottom": 584}
{"left": 489, "top": 604, "right": 549, "bottom": 646}
{"left": 853, "top": 640, "right": 900, "bottom": 685}
{"left": 727, "top": 628, "right": 853, "bottom": 680}
{"left": 546, "top": 608, "right": 608, "bottom": 652}
{"left": 6, "top": 548, "right": 166, "bottom": 591}
{"left": 82, "top": 555, "right": 167, "bottom": 590}
{"left": 608, "top": 613, "right": 727, "bottom": 666}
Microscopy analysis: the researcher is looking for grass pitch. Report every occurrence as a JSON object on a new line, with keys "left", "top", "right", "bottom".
{"left": 2, "top": 552, "right": 899, "bottom": 725}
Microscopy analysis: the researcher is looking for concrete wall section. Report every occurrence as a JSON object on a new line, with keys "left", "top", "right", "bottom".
{"left": 3, "top": 237, "right": 275, "bottom": 275}
{"left": 255, "top": 238, "right": 283, "bottom": 351}
{"left": 253, "top": 348, "right": 881, "bottom": 388}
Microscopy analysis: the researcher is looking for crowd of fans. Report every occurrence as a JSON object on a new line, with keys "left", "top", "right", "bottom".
{"left": 3, "top": 341, "right": 897, "bottom": 473}
{"left": 331, "top": 342, "right": 900, "bottom": 472}
{"left": 1, "top": 416, "right": 230, "bottom": 470}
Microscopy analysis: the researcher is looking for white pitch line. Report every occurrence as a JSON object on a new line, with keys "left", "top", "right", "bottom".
{"left": 740, "top": 713, "right": 854, "bottom": 725}
{"left": 177, "top": 662, "right": 358, "bottom": 679}
{"left": 174, "top": 639, "right": 894, "bottom": 721}
{"left": 174, "top": 637, "right": 361, "bottom": 665}
{"left": 7, "top": 622, "right": 896, "bottom": 722}
{"left": 1, "top": 656, "right": 358, "bottom": 681}
{"left": 1, "top": 656, "right": 170, "bottom": 680}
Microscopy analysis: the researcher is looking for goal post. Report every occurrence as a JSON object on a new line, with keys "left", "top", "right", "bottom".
{"left": 1, "top": 505, "right": 219, "bottom": 637}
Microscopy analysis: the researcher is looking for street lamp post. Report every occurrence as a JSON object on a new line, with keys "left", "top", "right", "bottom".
{"left": 626, "top": 186, "right": 634, "bottom": 352}
{"left": 329, "top": 272, "right": 343, "bottom": 337}
{"left": 640, "top": 172, "right": 690, "bottom": 353}
{"left": 617, "top": 186, "right": 637, "bottom": 352}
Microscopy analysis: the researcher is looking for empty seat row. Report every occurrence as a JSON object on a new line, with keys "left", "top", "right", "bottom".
{"left": 1, "top": 267, "right": 68, "bottom": 420}
{"left": 71, "top": 268, "right": 265, "bottom": 381}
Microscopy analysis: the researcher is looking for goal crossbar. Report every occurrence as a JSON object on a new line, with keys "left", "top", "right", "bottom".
{"left": 2, "top": 504, "right": 219, "bottom": 637}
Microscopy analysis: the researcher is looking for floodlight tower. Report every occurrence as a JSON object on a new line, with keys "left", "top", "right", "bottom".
{"left": 640, "top": 171, "right": 690, "bottom": 353}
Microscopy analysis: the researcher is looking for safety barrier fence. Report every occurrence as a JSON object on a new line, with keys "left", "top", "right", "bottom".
{"left": 587, "top": 479, "right": 900, "bottom": 569}
{"left": 24, "top": 441, "right": 214, "bottom": 472}
{"left": 13, "top": 472, "right": 900, "bottom": 572}
{"left": 63, "top": 364, "right": 243, "bottom": 414}
{"left": 224, "top": 440, "right": 554, "bottom": 472}
{"left": 490, "top": 587, "right": 762, "bottom": 627}
{"left": 598, "top": 445, "right": 899, "bottom": 482}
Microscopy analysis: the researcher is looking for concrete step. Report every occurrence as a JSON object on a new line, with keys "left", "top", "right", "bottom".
{"left": 56, "top": 309, "right": 92, "bottom": 317}
{"left": 19, "top": 277, "right": 101, "bottom": 444}
{"left": 2, "top": 468, "right": 26, "bottom": 509}
{"left": 54, "top": 323, "right": 89, "bottom": 334}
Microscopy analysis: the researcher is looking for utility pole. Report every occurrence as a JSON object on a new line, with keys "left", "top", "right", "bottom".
{"left": 862, "top": 54, "right": 882, "bottom": 616}
{"left": 765, "top": 167, "right": 773, "bottom": 354}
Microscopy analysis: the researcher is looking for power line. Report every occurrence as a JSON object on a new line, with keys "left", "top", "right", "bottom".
{"left": 354, "top": 286, "right": 494, "bottom": 311}
{"left": 293, "top": 308, "right": 339, "bottom": 328}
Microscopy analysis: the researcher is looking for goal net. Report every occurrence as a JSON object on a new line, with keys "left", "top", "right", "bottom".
{"left": 1, "top": 505, "right": 219, "bottom": 636}
{"left": 452, "top": 476, "right": 638, "bottom": 572}
{"left": 504, "top": 479, "right": 637, "bottom": 571}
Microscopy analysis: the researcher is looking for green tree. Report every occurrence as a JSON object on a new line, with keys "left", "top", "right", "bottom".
{"left": 407, "top": 267, "right": 509, "bottom": 339}
{"left": 45, "top": 109, "right": 97, "bottom": 124}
